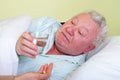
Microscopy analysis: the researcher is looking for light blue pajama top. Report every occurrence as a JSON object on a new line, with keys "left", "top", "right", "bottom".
{"left": 17, "top": 17, "right": 86, "bottom": 80}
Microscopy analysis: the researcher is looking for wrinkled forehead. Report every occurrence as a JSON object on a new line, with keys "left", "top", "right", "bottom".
{"left": 71, "top": 13, "right": 99, "bottom": 26}
{"left": 71, "top": 13, "right": 93, "bottom": 22}
{"left": 73, "top": 13, "right": 101, "bottom": 33}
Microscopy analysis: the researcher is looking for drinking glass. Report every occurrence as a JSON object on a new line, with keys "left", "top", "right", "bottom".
{"left": 31, "top": 32, "right": 49, "bottom": 54}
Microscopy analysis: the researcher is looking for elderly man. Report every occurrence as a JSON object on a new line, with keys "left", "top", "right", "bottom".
{"left": 16, "top": 10, "right": 107, "bottom": 80}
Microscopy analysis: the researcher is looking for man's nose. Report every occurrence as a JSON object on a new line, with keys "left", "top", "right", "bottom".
{"left": 66, "top": 27, "right": 76, "bottom": 36}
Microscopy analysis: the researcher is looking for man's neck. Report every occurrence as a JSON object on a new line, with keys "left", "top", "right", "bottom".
{"left": 47, "top": 44, "right": 64, "bottom": 55}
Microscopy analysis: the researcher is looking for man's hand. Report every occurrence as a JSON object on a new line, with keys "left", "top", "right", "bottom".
{"left": 16, "top": 32, "right": 38, "bottom": 58}
{"left": 15, "top": 63, "right": 53, "bottom": 80}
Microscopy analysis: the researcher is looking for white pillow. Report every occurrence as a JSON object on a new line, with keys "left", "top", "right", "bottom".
{"left": 0, "top": 15, "right": 31, "bottom": 75}
{"left": 65, "top": 36, "right": 120, "bottom": 80}
{"left": 86, "top": 37, "right": 110, "bottom": 60}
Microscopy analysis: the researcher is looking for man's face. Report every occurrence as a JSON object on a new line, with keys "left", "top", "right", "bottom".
{"left": 55, "top": 13, "right": 101, "bottom": 55}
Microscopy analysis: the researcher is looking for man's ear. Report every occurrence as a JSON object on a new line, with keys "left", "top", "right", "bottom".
{"left": 84, "top": 44, "right": 96, "bottom": 53}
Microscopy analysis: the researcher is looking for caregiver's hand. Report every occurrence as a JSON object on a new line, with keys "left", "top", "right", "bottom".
{"left": 16, "top": 32, "right": 38, "bottom": 58}
{"left": 15, "top": 63, "right": 53, "bottom": 80}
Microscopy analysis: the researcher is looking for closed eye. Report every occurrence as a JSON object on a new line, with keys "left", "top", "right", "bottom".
{"left": 79, "top": 29, "right": 88, "bottom": 37}
{"left": 71, "top": 21, "right": 75, "bottom": 25}
{"left": 71, "top": 18, "right": 78, "bottom": 26}
{"left": 78, "top": 26, "right": 88, "bottom": 36}
{"left": 79, "top": 31, "right": 83, "bottom": 36}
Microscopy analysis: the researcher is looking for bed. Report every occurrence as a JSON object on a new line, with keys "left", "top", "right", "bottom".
{"left": 0, "top": 16, "right": 120, "bottom": 80}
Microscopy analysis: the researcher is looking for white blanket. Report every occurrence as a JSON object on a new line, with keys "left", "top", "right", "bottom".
{"left": 0, "top": 15, "right": 31, "bottom": 75}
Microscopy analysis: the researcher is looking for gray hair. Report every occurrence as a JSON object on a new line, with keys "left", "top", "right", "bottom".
{"left": 85, "top": 10, "right": 108, "bottom": 52}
